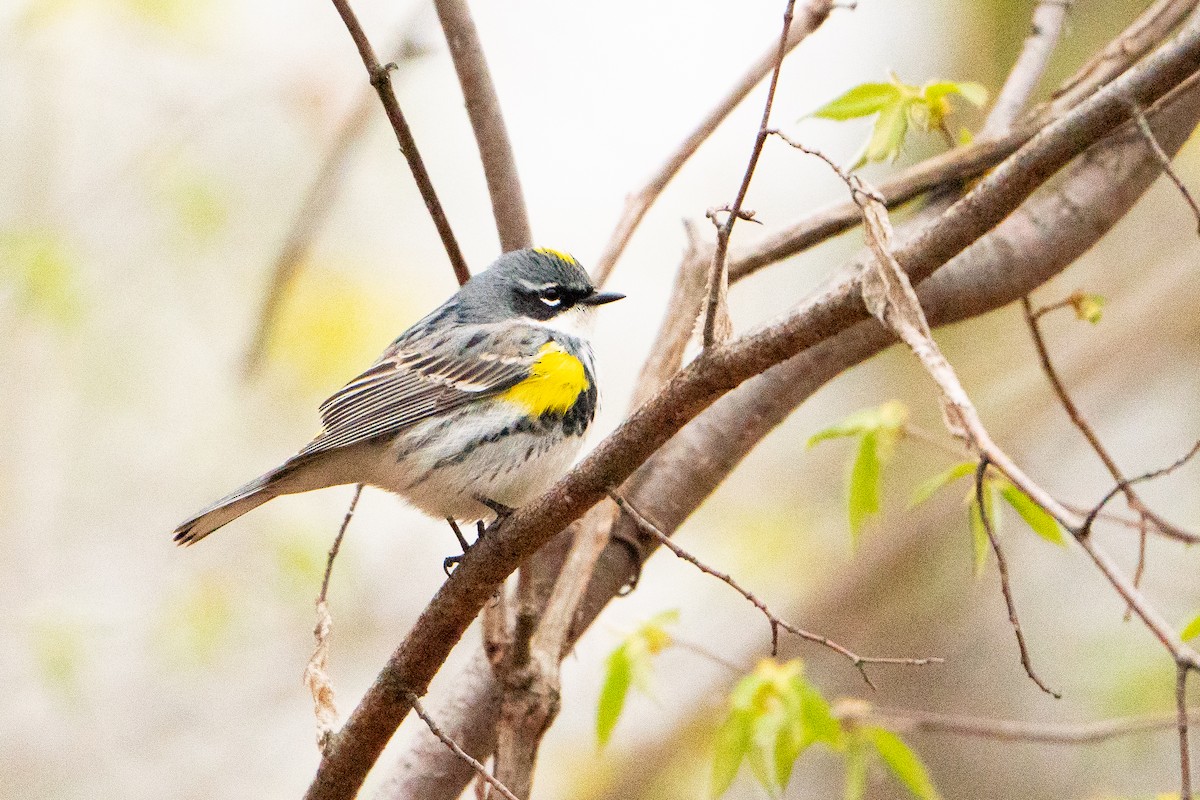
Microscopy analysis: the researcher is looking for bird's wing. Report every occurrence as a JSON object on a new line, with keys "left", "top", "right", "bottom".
{"left": 298, "top": 323, "right": 550, "bottom": 457}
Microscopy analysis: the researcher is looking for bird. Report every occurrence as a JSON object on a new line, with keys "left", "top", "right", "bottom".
{"left": 173, "top": 248, "right": 624, "bottom": 551}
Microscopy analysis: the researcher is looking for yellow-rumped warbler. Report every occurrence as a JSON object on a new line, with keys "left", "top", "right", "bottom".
{"left": 173, "top": 248, "right": 623, "bottom": 547}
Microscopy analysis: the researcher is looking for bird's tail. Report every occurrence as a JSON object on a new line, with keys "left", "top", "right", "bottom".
{"left": 173, "top": 467, "right": 289, "bottom": 546}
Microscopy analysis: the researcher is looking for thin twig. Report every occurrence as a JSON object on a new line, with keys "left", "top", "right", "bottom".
{"left": 306, "top": 484, "right": 363, "bottom": 752}
{"left": 701, "top": 0, "right": 797, "bottom": 348}
{"left": 406, "top": 692, "right": 523, "bottom": 800}
{"left": 1127, "top": 514, "right": 1150, "bottom": 621}
{"left": 589, "top": 0, "right": 837, "bottom": 287}
{"left": 1022, "top": 294, "right": 1200, "bottom": 546}
{"left": 608, "top": 491, "right": 942, "bottom": 688}
{"left": 1181, "top": 664, "right": 1195, "bottom": 800}
{"left": 671, "top": 638, "right": 746, "bottom": 675}
{"left": 1080, "top": 440, "right": 1200, "bottom": 536}
{"left": 1133, "top": 102, "right": 1200, "bottom": 232}
{"left": 320, "top": 484, "right": 362, "bottom": 604}
{"left": 864, "top": 706, "right": 1200, "bottom": 745}
{"left": 330, "top": 0, "right": 471, "bottom": 286}
{"left": 974, "top": 459, "right": 1062, "bottom": 698}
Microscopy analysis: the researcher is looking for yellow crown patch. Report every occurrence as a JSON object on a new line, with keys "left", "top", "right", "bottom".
{"left": 533, "top": 247, "right": 579, "bottom": 266}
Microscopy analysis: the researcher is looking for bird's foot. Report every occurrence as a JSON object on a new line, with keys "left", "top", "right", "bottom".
{"left": 476, "top": 496, "right": 516, "bottom": 519}
{"left": 446, "top": 518, "right": 471, "bottom": 552}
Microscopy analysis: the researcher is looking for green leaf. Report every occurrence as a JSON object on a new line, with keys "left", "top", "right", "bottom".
{"left": 712, "top": 708, "right": 756, "bottom": 797}
{"left": 923, "top": 80, "right": 988, "bottom": 108}
{"left": 808, "top": 401, "right": 909, "bottom": 448}
{"left": 597, "top": 644, "right": 634, "bottom": 747}
{"left": 843, "top": 735, "right": 868, "bottom": 800}
{"left": 808, "top": 408, "right": 882, "bottom": 447}
{"left": 858, "top": 98, "right": 910, "bottom": 167}
{"left": 967, "top": 482, "right": 999, "bottom": 578}
{"left": 1182, "top": 614, "right": 1200, "bottom": 642}
{"left": 848, "top": 430, "right": 883, "bottom": 545}
{"left": 998, "top": 483, "right": 1065, "bottom": 546}
{"left": 799, "top": 684, "right": 842, "bottom": 748}
{"left": 639, "top": 608, "right": 680, "bottom": 655}
{"left": 746, "top": 704, "right": 786, "bottom": 795}
{"left": 810, "top": 83, "right": 902, "bottom": 120}
{"left": 867, "top": 727, "right": 941, "bottom": 800}
{"left": 596, "top": 609, "right": 679, "bottom": 746}
{"left": 909, "top": 461, "right": 977, "bottom": 509}
{"left": 773, "top": 714, "right": 803, "bottom": 791}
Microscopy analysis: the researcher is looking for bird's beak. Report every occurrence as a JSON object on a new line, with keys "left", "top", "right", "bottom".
{"left": 580, "top": 290, "right": 625, "bottom": 306}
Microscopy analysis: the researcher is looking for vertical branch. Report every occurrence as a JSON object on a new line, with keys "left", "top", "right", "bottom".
{"left": 589, "top": 0, "right": 836, "bottom": 286}
{"left": 331, "top": 0, "right": 471, "bottom": 286}
{"left": 981, "top": 0, "right": 1072, "bottom": 137}
{"left": 973, "top": 461, "right": 1061, "bottom": 698}
{"left": 433, "top": 0, "right": 532, "bottom": 251}
{"left": 701, "top": 0, "right": 797, "bottom": 348}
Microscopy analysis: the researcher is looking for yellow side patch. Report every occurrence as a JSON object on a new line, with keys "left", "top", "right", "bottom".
{"left": 501, "top": 342, "right": 589, "bottom": 417}
{"left": 533, "top": 247, "right": 579, "bottom": 266}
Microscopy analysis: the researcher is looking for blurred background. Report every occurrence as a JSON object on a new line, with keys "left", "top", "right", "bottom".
{"left": 3, "top": 0, "right": 1199, "bottom": 798}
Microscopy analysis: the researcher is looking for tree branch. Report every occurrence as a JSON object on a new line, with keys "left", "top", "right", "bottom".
{"left": 432, "top": 0, "right": 531, "bottom": 252}
{"left": 306, "top": 19, "right": 1200, "bottom": 797}
{"left": 980, "top": 0, "right": 1072, "bottom": 138}
{"left": 974, "top": 459, "right": 1061, "bottom": 697}
{"left": 241, "top": 26, "right": 429, "bottom": 377}
{"left": 609, "top": 490, "right": 942, "bottom": 686}
{"left": 863, "top": 706, "right": 1200, "bottom": 745}
{"left": 369, "top": 69, "right": 1200, "bottom": 800}
{"left": 406, "top": 692, "right": 521, "bottom": 800}
{"left": 1022, "top": 295, "right": 1200, "bottom": 545}
{"left": 589, "top": 0, "right": 836, "bottom": 286}
{"left": 330, "top": 0, "right": 471, "bottom": 286}
{"left": 701, "top": 0, "right": 796, "bottom": 347}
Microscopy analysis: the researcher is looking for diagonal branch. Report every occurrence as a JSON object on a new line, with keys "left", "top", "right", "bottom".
{"left": 1022, "top": 295, "right": 1200, "bottom": 547}
{"left": 372, "top": 75, "right": 1200, "bottom": 800}
{"left": 306, "top": 17, "right": 1200, "bottom": 798}
{"left": 406, "top": 692, "right": 521, "bottom": 800}
{"left": 609, "top": 491, "right": 942, "bottom": 687}
{"left": 590, "top": 0, "right": 836, "bottom": 286}
{"left": 701, "top": 0, "right": 797, "bottom": 347}
{"left": 330, "top": 0, "right": 471, "bottom": 286}
{"left": 241, "top": 27, "right": 429, "bottom": 377}
{"left": 862, "top": 706, "right": 1200, "bottom": 745}
{"left": 974, "top": 459, "right": 1060, "bottom": 697}
{"left": 432, "top": 0, "right": 531, "bottom": 252}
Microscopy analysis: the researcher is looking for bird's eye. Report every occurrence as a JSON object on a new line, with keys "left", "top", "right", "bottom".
{"left": 540, "top": 287, "right": 562, "bottom": 307}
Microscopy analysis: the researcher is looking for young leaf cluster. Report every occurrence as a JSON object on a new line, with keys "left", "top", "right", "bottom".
{"left": 809, "top": 74, "right": 987, "bottom": 168}
{"left": 840, "top": 712, "right": 941, "bottom": 800}
{"left": 807, "top": 400, "right": 909, "bottom": 547}
{"left": 596, "top": 610, "right": 679, "bottom": 747}
{"left": 709, "top": 662, "right": 939, "bottom": 800}
{"left": 910, "top": 461, "right": 1065, "bottom": 576}
{"left": 808, "top": 401, "right": 1065, "bottom": 573}
{"left": 710, "top": 659, "right": 841, "bottom": 797}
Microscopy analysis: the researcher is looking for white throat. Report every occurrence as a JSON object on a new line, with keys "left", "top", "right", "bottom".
{"left": 527, "top": 304, "right": 595, "bottom": 338}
